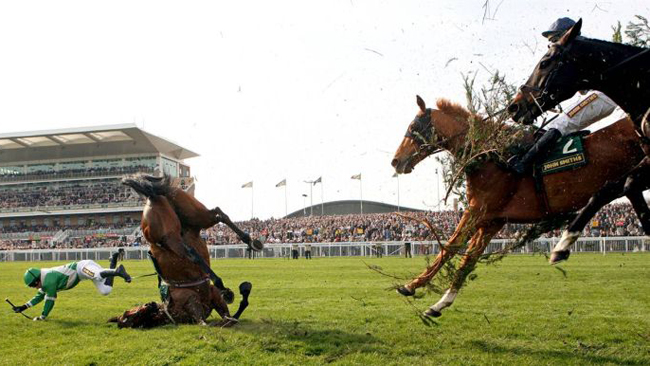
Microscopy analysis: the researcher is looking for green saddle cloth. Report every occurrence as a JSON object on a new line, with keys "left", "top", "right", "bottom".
{"left": 539, "top": 133, "right": 588, "bottom": 175}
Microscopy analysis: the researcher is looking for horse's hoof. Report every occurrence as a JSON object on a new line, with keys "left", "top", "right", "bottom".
{"left": 424, "top": 308, "right": 442, "bottom": 318}
{"left": 396, "top": 286, "right": 415, "bottom": 297}
{"left": 550, "top": 250, "right": 570, "bottom": 265}
{"left": 239, "top": 281, "right": 252, "bottom": 296}
{"left": 250, "top": 239, "right": 264, "bottom": 252}
{"left": 221, "top": 288, "right": 235, "bottom": 304}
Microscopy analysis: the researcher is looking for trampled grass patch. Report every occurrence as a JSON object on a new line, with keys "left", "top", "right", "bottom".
{"left": 0, "top": 253, "right": 649, "bottom": 365}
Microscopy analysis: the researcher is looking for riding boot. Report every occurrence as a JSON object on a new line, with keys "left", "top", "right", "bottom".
{"left": 104, "top": 251, "right": 121, "bottom": 286}
{"left": 508, "top": 128, "right": 562, "bottom": 175}
{"left": 100, "top": 264, "right": 132, "bottom": 283}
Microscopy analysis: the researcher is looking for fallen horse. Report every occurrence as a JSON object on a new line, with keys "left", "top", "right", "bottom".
{"left": 110, "top": 175, "right": 259, "bottom": 328}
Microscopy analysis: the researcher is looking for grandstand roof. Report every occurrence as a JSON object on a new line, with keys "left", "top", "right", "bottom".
{"left": 0, "top": 124, "right": 199, "bottom": 163}
{"left": 285, "top": 200, "right": 423, "bottom": 218}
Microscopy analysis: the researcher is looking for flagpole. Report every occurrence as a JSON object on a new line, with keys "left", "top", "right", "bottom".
{"left": 251, "top": 185, "right": 254, "bottom": 219}
{"left": 284, "top": 184, "right": 288, "bottom": 217}
{"left": 321, "top": 180, "right": 324, "bottom": 216}
{"left": 309, "top": 183, "right": 313, "bottom": 216}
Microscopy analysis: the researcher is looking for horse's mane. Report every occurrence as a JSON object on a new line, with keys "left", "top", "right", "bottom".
{"left": 436, "top": 99, "right": 474, "bottom": 122}
{"left": 578, "top": 36, "right": 647, "bottom": 52}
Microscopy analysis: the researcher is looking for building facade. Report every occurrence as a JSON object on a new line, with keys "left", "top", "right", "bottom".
{"left": 0, "top": 124, "right": 197, "bottom": 246}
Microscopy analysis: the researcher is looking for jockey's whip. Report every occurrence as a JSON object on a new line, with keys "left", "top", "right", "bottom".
{"left": 5, "top": 298, "right": 32, "bottom": 320}
{"left": 131, "top": 272, "right": 158, "bottom": 280}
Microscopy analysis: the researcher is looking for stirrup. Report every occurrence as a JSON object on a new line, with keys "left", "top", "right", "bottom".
{"left": 506, "top": 156, "right": 526, "bottom": 175}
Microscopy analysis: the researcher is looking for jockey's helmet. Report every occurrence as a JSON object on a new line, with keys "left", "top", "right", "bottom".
{"left": 23, "top": 268, "right": 41, "bottom": 287}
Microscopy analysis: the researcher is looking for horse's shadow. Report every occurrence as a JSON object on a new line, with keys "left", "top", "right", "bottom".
{"left": 231, "top": 318, "right": 381, "bottom": 361}
{"left": 469, "top": 339, "right": 646, "bottom": 365}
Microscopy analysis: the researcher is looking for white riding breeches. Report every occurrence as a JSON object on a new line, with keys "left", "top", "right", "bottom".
{"left": 547, "top": 91, "right": 625, "bottom": 135}
{"left": 77, "top": 260, "right": 113, "bottom": 296}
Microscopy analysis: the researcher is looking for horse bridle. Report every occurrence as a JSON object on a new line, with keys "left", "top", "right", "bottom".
{"left": 404, "top": 108, "right": 458, "bottom": 157}
{"left": 523, "top": 44, "right": 577, "bottom": 107}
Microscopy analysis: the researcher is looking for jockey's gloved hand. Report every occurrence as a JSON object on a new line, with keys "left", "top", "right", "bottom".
{"left": 13, "top": 305, "right": 27, "bottom": 313}
{"left": 33, "top": 315, "right": 46, "bottom": 321}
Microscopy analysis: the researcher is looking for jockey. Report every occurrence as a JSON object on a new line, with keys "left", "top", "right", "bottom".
{"left": 509, "top": 18, "right": 626, "bottom": 174}
{"left": 12, "top": 251, "right": 130, "bottom": 321}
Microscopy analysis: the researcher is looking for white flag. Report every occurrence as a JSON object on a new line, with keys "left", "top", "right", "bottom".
{"left": 241, "top": 181, "right": 253, "bottom": 188}
{"left": 275, "top": 179, "right": 286, "bottom": 187}
{"left": 351, "top": 173, "right": 361, "bottom": 180}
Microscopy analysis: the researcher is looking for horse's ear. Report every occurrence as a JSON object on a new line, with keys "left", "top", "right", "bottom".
{"left": 416, "top": 95, "right": 426, "bottom": 112}
{"left": 559, "top": 18, "right": 582, "bottom": 46}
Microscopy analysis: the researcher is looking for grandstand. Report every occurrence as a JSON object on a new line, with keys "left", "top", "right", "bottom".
{"left": 0, "top": 124, "right": 197, "bottom": 249}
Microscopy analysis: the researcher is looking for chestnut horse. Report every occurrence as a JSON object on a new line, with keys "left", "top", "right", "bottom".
{"left": 507, "top": 19, "right": 650, "bottom": 262}
{"left": 128, "top": 174, "right": 263, "bottom": 251}
{"left": 391, "top": 96, "right": 644, "bottom": 317}
{"left": 113, "top": 175, "right": 253, "bottom": 327}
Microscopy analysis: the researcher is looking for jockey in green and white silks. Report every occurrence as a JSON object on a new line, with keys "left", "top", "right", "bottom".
{"left": 14, "top": 255, "right": 130, "bottom": 321}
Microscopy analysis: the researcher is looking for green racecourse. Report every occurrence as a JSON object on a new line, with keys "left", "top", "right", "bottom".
{"left": 1, "top": 253, "right": 649, "bottom": 365}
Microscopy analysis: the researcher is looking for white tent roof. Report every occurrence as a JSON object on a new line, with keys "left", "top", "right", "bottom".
{"left": 0, "top": 124, "right": 198, "bottom": 163}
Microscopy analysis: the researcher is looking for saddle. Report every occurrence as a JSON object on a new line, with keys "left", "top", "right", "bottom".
{"left": 532, "top": 131, "right": 590, "bottom": 215}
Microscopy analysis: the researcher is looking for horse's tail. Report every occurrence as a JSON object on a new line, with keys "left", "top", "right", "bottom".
{"left": 122, "top": 173, "right": 172, "bottom": 198}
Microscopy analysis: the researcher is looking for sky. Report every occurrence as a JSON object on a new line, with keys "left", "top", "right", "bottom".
{"left": 0, "top": 1, "right": 647, "bottom": 221}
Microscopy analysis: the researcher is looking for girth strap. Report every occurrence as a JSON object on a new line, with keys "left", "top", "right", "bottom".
{"left": 533, "top": 168, "right": 552, "bottom": 217}
{"left": 163, "top": 276, "right": 210, "bottom": 289}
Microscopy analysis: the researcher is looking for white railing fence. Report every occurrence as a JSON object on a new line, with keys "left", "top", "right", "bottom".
{"left": 0, "top": 237, "right": 647, "bottom": 262}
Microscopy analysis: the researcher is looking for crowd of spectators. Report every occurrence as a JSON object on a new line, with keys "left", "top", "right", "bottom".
{"left": 0, "top": 179, "right": 143, "bottom": 211}
{"left": 0, "top": 165, "right": 155, "bottom": 183}
{"left": 0, "top": 236, "right": 132, "bottom": 251}
{"left": 0, "top": 202, "right": 645, "bottom": 251}
{"left": 205, "top": 202, "right": 645, "bottom": 244}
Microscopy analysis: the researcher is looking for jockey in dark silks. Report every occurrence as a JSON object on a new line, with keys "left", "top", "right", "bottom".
{"left": 508, "top": 17, "right": 627, "bottom": 174}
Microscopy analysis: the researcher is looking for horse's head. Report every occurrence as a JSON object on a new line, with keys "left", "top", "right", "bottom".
{"left": 508, "top": 19, "right": 585, "bottom": 124}
{"left": 391, "top": 96, "right": 450, "bottom": 174}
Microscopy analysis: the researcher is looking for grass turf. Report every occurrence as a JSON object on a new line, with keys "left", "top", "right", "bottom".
{"left": 0, "top": 253, "right": 649, "bottom": 365}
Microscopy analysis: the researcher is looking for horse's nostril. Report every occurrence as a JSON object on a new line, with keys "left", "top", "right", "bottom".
{"left": 507, "top": 103, "right": 519, "bottom": 114}
{"left": 391, "top": 158, "right": 399, "bottom": 168}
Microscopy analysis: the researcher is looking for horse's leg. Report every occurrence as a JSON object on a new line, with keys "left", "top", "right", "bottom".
{"left": 178, "top": 240, "right": 234, "bottom": 302}
{"left": 208, "top": 283, "right": 248, "bottom": 327}
{"left": 623, "top": 158, "right": 650, "bottom": 234}
{"left": 209, "top": 285, "right": 231, "bottom": 319}
{"left": 552, "top": 178, "right": 626, "bottom": 264}
{"left": 625, "top": 189, "right": 650, "bottom": 234}
{"left": 232, "top": 281, "right": 252, "bottom": 319}
{"left": 424, "top": 223, "right": 502, "bottom": 317}
{"left": 211, "top": 207, "right": 263, "bottom": 251}
{"left": 398, "top": 211, "right": 476, "bottom": 296}
{"left": 160, "top": 233, "right": 233, "bottom": 302}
